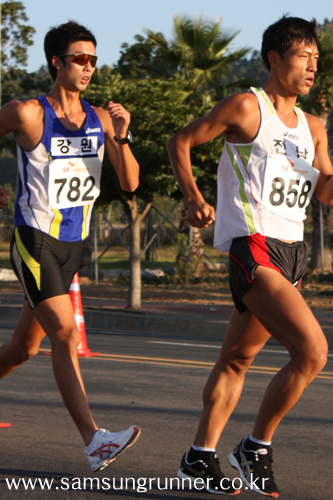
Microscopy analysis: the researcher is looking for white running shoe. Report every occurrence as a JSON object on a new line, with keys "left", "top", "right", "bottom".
{"left": 85, "top": 425, "right": 141, "bottom": 472}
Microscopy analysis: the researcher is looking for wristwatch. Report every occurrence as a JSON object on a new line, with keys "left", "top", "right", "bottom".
{"left": 113, "top": 129, "right": 133, "bottom": 144}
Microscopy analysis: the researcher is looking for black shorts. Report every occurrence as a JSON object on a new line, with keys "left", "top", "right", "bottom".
{"left": 10, "top": 226, "right": 83, "bottom": 309}
{"left": 229, "top": 233, "right": 308, "bottom": 313}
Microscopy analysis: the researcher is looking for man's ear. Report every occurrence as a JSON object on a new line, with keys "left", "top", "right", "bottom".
{"left": 52, "top": 55, "right": 63, "bottom": 71}
{"left": 267, "top": 50, "right": 280, "bottom": 70}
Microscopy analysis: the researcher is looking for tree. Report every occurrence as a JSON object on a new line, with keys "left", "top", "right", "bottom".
{"left": 0, "top": 0, "right": 35, "bottom": 105}
{"left": 143, "top": 16, "right": 252, "bottom": 258}
{"left": 83, "top": 74, "right": 224, "bottom": 309}
{"left": 299, "top": 24, "right": 333, "bottom": 271}
{"left": 145, "top": 15, "right": 250, "bottom": 106}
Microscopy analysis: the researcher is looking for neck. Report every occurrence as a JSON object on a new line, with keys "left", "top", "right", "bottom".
{"left": 263, "top": 83, "right": 297, "bottom": 111}
{"left": 263, "top": 79, "right": 299, "bottom": 127}
{"left": 46, "top": 82, "right": 82, "bottom": 115}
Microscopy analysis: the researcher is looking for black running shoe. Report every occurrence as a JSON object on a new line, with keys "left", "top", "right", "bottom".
{"left": 177, "top": 450, "right": 241, "bottom": 495}
{"left": 228, "top": 438, "right": 279, "bottom": 498}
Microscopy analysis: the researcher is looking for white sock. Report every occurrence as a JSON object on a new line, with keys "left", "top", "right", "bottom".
{"left": 191, "top": 444, "right": 216, "bottom": 453}
{"left": 249, "top": 434, "right": 271, "bottom": 447}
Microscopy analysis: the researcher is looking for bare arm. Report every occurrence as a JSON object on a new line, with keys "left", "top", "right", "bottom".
{"left": 307, "top": 114, "right": 333, "bottom": 205}
{"left": 95, "top": 103, "right": 139, "bottom": 192}
{"left": 0, "top": 99, "right": 43, "bottom": 209}
{"left": 167, "top": 93, "right": 260, "bottom": 227}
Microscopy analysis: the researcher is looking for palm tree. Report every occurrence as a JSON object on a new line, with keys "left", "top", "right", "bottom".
{"left": 145, "top": 15, "right": 250, "bottom": 108}
{"left": 146, "top": 16, "right": 251, "bottom": 259}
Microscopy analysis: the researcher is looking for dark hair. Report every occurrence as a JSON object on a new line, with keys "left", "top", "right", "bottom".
{"left": 261, "top": 16, "right": 317, "bottom": 71}
{"left": 44, "top": 20, "right": 97, "bottom": 81}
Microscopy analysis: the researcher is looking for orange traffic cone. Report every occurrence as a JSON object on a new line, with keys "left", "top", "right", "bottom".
{"left": 44, "top": 273, "right": 99, "bottom": 357}
{"left": 69, "top": 273, "right": 99, "bottom": 357}
{"left": 0, "top": 423, "right": 11, "bottom": 428}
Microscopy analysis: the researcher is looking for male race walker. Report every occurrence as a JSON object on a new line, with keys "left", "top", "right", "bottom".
{"left": 167, "top": 16, "right": 332, "bottom": 497}
{"left": 0, "top": 21, "right": 140, "bottom": 471}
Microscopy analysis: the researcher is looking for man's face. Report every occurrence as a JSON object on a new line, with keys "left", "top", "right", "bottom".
{"left": 55, "top": 41, "right": 96, "bottom": 91}
{"left": 271, "top": 40, "right": 319, "bottom": 96}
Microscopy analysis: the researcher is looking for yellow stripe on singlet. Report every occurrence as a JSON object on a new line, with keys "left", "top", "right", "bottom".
{"left": 50, "top": 209, "right": 63, "bottom": 239}
{"left": 295, "top": 107, "right": 304, "bottom": 126}
{"left": 14, "top": 227, "right": 41, "bottom": 290}
{"left": 253, "top": 87, "right": 275, "bottom": 116}
{"left": 81, "top": 205, "right": 89, "bottom": 240}
{"left": 226, "top": 143, "right": 256, "bottom": 234}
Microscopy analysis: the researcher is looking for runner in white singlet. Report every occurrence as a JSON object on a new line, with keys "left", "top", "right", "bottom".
{"left": 167, "top": 16, "right": 332, "bottom": 497}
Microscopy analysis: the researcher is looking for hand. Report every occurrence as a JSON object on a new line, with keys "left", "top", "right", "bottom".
{"left": 0, "top": 187, "right": 10, "bottom": 210}
{"left": 108, "top": 101, "right": 131, "bottom": 141}
{"left": 186, "top": 200, "right": 215, "bottom": 228}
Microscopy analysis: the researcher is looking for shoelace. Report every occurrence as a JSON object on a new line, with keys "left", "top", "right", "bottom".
{"left": 253, "top": 448, "right": 275, "bottom": 480}
{"left": 204, "top": 453, "right": 226, "bottom": 481}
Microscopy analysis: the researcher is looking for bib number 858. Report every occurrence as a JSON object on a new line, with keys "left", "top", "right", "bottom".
{"left": 54, "top": 176, "right": 95, "bottom": 204}
{"left": 269, "top": 177, "right": 312, "bottom": 209}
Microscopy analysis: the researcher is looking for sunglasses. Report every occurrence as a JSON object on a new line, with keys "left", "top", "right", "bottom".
{"left": 60, "top": 52, "right": 98, "bottom": 67}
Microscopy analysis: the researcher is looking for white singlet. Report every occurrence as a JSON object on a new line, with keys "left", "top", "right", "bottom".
{"left": 213, "top": 87, "right": 318, "bottom": 252}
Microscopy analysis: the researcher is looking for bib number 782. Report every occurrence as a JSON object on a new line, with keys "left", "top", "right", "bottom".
{"left": 54, "top": 175, "right": 95, "bottom": 204}
{"left": 269, "top": 177, "right": 312, "bottom": 209}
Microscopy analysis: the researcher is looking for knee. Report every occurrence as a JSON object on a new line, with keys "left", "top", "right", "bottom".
{"left": 202, "top": 351, "right": 254, "bottom": 405}
{"left": 10, "top": 342, "right": 39, "bottom": 364}
{"left": 53, "top": 327, "right": 81, "bottom": 352}
{"left": 223, "top": 349, "right": 255, "bottom": 375}
{"left": 308, "top": 343, "right": 328, "bottom": 374}
{"left": 295, "top": 339, "right": 328, "bottom": 377}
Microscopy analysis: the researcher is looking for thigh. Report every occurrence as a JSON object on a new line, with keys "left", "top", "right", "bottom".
{"left": 33, "top": 294, "right": 78, "bottom": 343}
{"left": 242, "top": 265, "right": 327, "bottom": 357}
{"left": 11, "top": 226, "right": 83, "bottom": 309}
{"left": 11, "top": 300, "right": 46, "bottom": 350}
{"left": 220, "top": 306, "right": 271, "bottom": 363}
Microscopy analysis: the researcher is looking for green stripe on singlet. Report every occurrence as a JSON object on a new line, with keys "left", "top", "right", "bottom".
{"left": 294, "top": 107, "right": 304, "bottom": 126}
{"left": 226, "top": 143, "right": 256, "bottom": 234}
{"left": 252, "top": 87, "right": 275, "bottom": 116}
{"left": 14, "top": 227, "right": 41, "bottom": 290}
{"left": 235, "top": 145, "right": 252, "bottom": 168}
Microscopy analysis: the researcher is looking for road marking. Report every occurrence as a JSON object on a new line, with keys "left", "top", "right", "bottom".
{"left": 145, "top": 341, "right": 333, "bottom": 358}
{"left": 39, "top": 349, "right": 333, "bottom": 379}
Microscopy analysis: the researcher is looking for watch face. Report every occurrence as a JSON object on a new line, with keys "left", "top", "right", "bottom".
{"left": 114, "top": 130, "right": 133, "bottom": 144}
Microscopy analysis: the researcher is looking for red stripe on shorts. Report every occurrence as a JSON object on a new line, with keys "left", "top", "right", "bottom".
{"left": 230, "top": 253, "right": 252, "bottom": 283}
{"left": 246, "top": 234, "right": 281, "bottom": 273}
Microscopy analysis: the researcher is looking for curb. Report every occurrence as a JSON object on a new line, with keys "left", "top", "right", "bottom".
{"left": 1, "top": 304, "right": 333, "bottom": 348}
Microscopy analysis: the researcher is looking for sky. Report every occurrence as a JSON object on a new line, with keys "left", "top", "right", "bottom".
{"left": 24, "top": 0, "right": 330, "bottom": 73}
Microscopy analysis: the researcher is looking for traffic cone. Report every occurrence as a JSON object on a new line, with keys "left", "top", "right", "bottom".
{"left": 44, "top": 273, "right": 99, "bottom": 357}
{"left": 69, "top": 273, "right": 99, "bottom": 357}
{"left": 0, "top": 423, "right": 11, "bottom": 428}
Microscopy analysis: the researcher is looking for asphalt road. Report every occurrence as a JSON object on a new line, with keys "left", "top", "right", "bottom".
{"left": 0, "top": 326, "right": 332, "bottom": 500}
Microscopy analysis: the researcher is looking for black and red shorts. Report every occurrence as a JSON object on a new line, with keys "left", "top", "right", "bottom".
{"left": 229, "top": 233, "right": 308, "bottom": 313}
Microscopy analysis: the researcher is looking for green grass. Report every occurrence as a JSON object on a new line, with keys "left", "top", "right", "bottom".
{"left": 95, "top": 244, "right": 225, "bottom": 270}
{"left": 0, "top": 239, "right": 226, "bottom": 271}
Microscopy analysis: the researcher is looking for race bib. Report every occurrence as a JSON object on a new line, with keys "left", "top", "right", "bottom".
{"left": 48, "top": 157, "right": 101, "bottom": 209}
{"left": 51, "top": 136, "right": 98, "bottom": 157}
{"left": 261, "top": 155, "right": 319, "bottom": 216}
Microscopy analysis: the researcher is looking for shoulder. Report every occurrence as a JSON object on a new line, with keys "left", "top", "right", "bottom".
{"left": 12, "top": 98, "right": 42, "bottom": 116}
{"left": 212, "top": 92, "right": 259, "bottom": 126}
{"left": 0, "top": 98, "right": 43, "bottom": 134}
{"left": 303, "top": 111, "right": 325, "bottom": 133}
{"left": 303, "top": 111, "right": 327, "bottom": 147}
{"left": 89, "top": 105, "right": 113, "bottom": 134}
{"left": 90, "top": 105, "right": 109, "bottom": 123}
{"left": 9, "top": 98, "right": 42, "bottom": 123}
